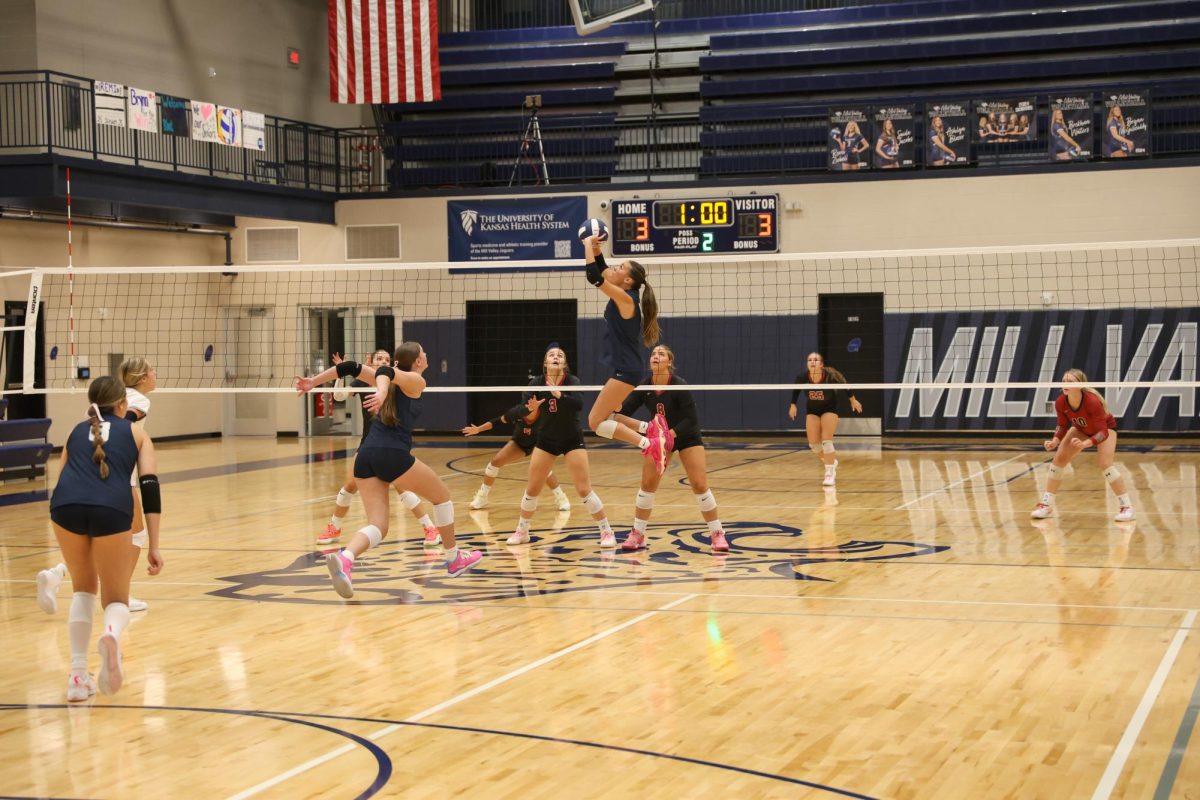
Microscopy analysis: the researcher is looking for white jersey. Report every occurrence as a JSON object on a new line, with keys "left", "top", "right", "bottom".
{"left": 125, "top": 387, "right": 150, "bottom": 487}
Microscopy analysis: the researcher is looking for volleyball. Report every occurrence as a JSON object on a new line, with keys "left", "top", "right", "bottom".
{"left": 578, "top": 218, "right": 609, "bottom": 242}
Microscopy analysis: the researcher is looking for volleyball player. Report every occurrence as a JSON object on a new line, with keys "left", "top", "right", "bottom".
{"left": 462, "top": 350, "right": 572, "bottom": 513}
{"left": 787, "top": 352, "right": 863, "bottom": 486}
{"left": 611, "top": 344, "right": 729, "bottom": 553}
{"left": 37, "top": 357, "right": 155, "bottom": 614}
{"left": 295, "top": 342, "right": 482, "bottom": 597}
{"left": 1104, "top": 105, "right": 1135, "bottom": 157}
{"left": 318, "top": 350, "right": 442, "bottom": 547}
{"left": 509, "top": 344, "right": 618, "bottom": 547}
{"left": 842, "top": 120, "right": 869, "bottom": 170}
{"left": 580, "top": 234, "right": 670, "bottom": 474}
{"left": 874, "top": 118, "right": 900, "bottom": 169}
{"left": 48, "top": 376, "right": 163, "bottom": 700}
{"left": 1050, "top": 108, "right": 1083, "bottom": 161}
{"left": 1030, "top": 369, "right": 1134, "bottom": 522}
{"left": 928, "top": 116, "right": 956, "bottom": 166}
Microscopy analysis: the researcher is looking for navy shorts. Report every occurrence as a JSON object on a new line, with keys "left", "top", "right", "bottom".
{"left": 610, "top": 370, "right": 646, "bottom": 387}
{"left": 51, "top": 504, "right": 133, "bottom": 537}
{"left": 536, "top": 434, "right": 586, "bottom": 457}
{"left": 353, "top": 446, "right": 417, "bottom": 483}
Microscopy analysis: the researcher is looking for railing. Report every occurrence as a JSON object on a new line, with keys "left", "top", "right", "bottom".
{"left": 0, "top": 71, "right": 388, "bottom": 193}
{"left": 437, "top": 0, "right": 896, "bottom": 32}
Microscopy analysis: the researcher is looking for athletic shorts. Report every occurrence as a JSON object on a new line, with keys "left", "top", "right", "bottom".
{"left": 536, "top": 434, "right": 586, "bottom": 457}
{"left": 50, "top": 504, "right": 133, "bottom": 537}
{"left": 353, "top": 446, "right": 416, "bottom": 483}
{"left": 673, "top": 434, "right": 704, "bottom": 453}
{"left": 610, "top": 370, "right": 646, "bottom": 387}
{"left": 511, "top": 434, "right": 535, "bottom": 457}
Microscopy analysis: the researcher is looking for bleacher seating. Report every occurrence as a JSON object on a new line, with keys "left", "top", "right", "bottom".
{"left": 0, "top": 416, "right": 53, "bottom": 505}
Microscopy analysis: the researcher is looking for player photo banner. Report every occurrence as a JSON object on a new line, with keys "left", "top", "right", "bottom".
{"left": 160, "top": 95, "right": 189, "bottom": 137}
{"left": 1048, "top": 96, "right": 1092, "bottom": 162}
{"left": 829, "top": 107, "right": 871, "bottom": 172}
{"left": 93, "top": 80, "right": 126, "bottom": 128}
{"left": 872, "top": 106, "right": 915, "bottom": 169}
{"left": 975, "top": 99, "right": 1036, "bottom": 145}
{"left": 447, "top": 196, "right": 586, "bottom": 262}
{"left": 1103, "top": 91, "right": 1150, "bottom": 158}
{"left": 926, "top": 102, "right": 969, "bottom": 166}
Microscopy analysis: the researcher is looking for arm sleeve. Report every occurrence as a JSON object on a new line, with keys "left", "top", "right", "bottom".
{"left": 375, "top": 365, "right": 396, "bottom": 381}
{"left": 671, "top": 391, "right": 700, "bottom": 439}
{"left": 790, "top": 374, "right": 803, "bottom": 405}
{"left": 334, "top": 360, "right": 362, "bottom": 379}
{"left": 585, "top": 252, "right": 606, "bottom": 287}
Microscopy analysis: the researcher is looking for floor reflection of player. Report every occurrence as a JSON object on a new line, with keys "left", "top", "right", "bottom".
{"left": 874, "top": 118, "right": 900, "bottom": 169}
{"left": 1104, "top": 105, "right": 1135, "bottom": 157}
{"left": 928, "top": 115, "right": 956, "bottom": 166}
{"left": 1050, "top": 108, "right": 1083, "bottom": 160}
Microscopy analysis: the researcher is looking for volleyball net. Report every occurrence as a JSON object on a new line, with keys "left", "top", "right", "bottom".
{"left": 2, "top": 238, "right": 1197, "bottom": 434}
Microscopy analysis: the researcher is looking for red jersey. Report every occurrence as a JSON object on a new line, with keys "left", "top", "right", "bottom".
{"left": 1054, "top": 392, "right": 1116, "bottom": 443}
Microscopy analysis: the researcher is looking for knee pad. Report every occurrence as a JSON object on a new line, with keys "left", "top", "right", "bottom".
{"left": 821, "top": 440, "right": 835, "bottom": 454}
{"left": 695, "top": 489, "right": 717, "bottom": 513}
{"left": 1046, "top": 463, "right": 1061, "bottom": 479}
{"left": 432, "top": 500, "right": 454, "bottom": 527}
{"left": 336, "top": 487, "right": 357, "bottom": 508}
{"left": 809, "top": 443, "right": 821, "bottom": 455}
{"left": 359, "top": 524, "right": 383, "bottom": 548}
{"left": 1103, "top": 466, "right": 1121, "bottom": 483}
{"left": 583, "top": 490, "right": 604, "bottom": 515}
{"left": 520, "top": 493, "right": 539, "bottom": 513}
{"left": 595, "top": 418, "right": 619, "bottom": 440}
{"left": 398, "top": 490, "right": 421, "bottom": 510}
{"left": 635, "top": 490, "right": 655, "bottom": 510}
{"left": 131, "top": 530, "right": 148, "bottom": 548}
{"left": 484, "top": 463, "right": 499, "bottom": 478}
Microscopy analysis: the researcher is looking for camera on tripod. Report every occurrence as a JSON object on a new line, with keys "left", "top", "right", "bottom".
{"left": 523, "top": 94, "right": 543, "bottom": 110}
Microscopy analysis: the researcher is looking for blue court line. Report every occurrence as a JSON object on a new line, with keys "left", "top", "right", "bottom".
{"left": 0, "top": 704, "right": 878, "bottom": 799}
{"left": 1153, "top": 659, "right": 1200, "bottom": 800}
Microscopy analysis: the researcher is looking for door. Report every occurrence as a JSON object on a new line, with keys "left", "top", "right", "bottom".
{"left": 300, "top": 305, "right": 398, "bottom": 436}
{"left": 818, "top": 293, "right": 884, "bottom": 428}
{"left": 221, "top": 306, "right": 277, "bottom": 436}
{"left": 2, "top": 300, "right": 46, "bottom": 419}
{"left": 465, "top": 299, "right": 578, "bottom": 424}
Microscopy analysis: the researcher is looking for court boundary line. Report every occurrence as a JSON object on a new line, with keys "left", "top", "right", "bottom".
{"left": 225, "top": 593, "right": 698, "bottom": 800}
{"left": 1153, "top": 649, "right": 1200, "bottom": 800}
{"left": 893, "top": 453, "right": 1028, "bottom": 509}
{"left": 1092, "top": 609, "right": 1198, "bottom": 800}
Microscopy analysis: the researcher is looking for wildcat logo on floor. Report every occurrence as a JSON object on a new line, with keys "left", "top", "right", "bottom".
{"left": 210, "top": 521, "right": 948, "bottom": 606}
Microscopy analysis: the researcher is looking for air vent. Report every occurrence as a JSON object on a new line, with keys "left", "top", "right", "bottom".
{"left": 246, "top": 227, "right": 299, "bottom": 263}
{"left": 346, "top": 224, "right": 401, "bottom": 261}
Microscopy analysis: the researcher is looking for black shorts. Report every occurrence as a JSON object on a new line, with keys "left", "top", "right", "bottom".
{"left": 511, "top": 434, "right": 535, "bottom": 457}
{"left": 353, "top": 446, "right": 417, "bottom": 483}
{"left": 536, "top": 434, "right": 586, "bottom": 457}
{"left": 673, "top": 434, "right": 704, "bottom": 452}
{"left": 610, "top": 370, "right": 646, "bottom": 387}
{"left": 51, "top": 504, "right": 133, "bottom": 537}
{"left": 806, "top": 402, "right": 838, "bottom": 417}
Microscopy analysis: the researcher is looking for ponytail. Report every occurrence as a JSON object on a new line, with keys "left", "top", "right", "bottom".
{"left": 84, "top": 375, "right": 126, "bottom": 480}
{"left": 87, "top": 403, "right": 110, "bottom": 480}
{"left": 824, "top": 365, "right": 848, "bottom": 384}
{"left": 626, "top": 261, "right": 660, "bottom": 346}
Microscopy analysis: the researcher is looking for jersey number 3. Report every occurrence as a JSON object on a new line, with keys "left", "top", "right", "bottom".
{"left": 548, "top": 399, "right": 558, "bottom": 413}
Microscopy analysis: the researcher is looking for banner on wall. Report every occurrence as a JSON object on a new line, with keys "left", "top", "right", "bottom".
{"left": 191, "top": 100, "right": 218, "bottom": 142}
{"left": 872, "top": 106, "right": 915, "bottom": 169}
{"left": 125, "top": 87, "right": 158, "bottom": 131}
{"left": 216, "top": 106, "right": 241, "bottom": 147}
{"left": 447, "top": 196, "right": 586, "bottom": 262}
{"left": 926, "top": 102, "right": 969, "bottom": 166}
{"left": 93, "top": 81, "right": 126, "bottom": 127}
{"left": 160, "top": 95, "right": 189, "bottom": 136}
{"left": 1103, "top": 91, "right": 1150, "bottom": 158}
{"left": 829, "top": 107, "right": 871, "bottom": 172}
{"left": 885, "top": 309, "right": 1198, "bottom": 432}
{"left": 1048, "top": 96, "right": 1092, "bottom": 161}
{"left": 975, "top": 98, "right": 1036, "bottom": 144}
{"left": 242, "top": 111, "right": 265, "bottom": 151}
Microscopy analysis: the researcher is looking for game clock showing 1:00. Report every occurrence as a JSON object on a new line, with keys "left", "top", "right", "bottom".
{"left": 609, "top": 195, "right": 779, "bottom": 256}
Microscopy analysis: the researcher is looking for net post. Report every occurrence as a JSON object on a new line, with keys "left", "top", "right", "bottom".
{"left": 23, "top": 270, "right": 42, "bottom": 392}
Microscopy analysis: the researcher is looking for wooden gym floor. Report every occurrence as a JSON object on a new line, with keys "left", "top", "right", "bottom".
{"left": 0, "top": 435, "right": 1197, "bottom": 799}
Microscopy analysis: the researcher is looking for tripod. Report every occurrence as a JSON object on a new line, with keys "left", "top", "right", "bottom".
{"left": 508, "top": 106, "right": 550, "bottom": 186}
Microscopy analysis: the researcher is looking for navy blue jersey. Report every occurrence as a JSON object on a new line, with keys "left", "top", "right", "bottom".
{"left": 619, "top": 375, "right": 700, "bottom": 441}
{"left": 528, "top": 374, "right": 583, "bottom": 442}
{"left": 352, "top": 378, "right": 376, "bottom": 441}
{"left": 928, "top": 131, "right": 944, "bottom": 163}
{"left": 362, "top": 373, "right": 420, "bottom": 451}
{"left": 1051, "top": 121, "right": 1072, "bottom": 154}
{"left": 845, "top": 133, "right": 865, "bottom": 164}
{"left": 1105, "top": 119, "right": 1126, "bottom": 156}
{"left": 51, "top": 415, "right": 139, "bottom": 515}
{"left": 602, "top": 288, "right": 648, "bottom": 375}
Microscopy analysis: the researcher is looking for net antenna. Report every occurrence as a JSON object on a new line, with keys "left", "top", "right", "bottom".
{"left": 568, "top": 0, "right": 654, "bottom": 35}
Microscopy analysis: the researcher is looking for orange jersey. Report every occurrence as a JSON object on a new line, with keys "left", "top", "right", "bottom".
{"left": 1054, "top": 392, "right": 1116, "bottom": 443}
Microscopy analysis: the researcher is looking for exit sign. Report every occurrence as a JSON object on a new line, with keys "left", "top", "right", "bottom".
{"left": 287, "top": 47, "right": 301, "bottom": 68}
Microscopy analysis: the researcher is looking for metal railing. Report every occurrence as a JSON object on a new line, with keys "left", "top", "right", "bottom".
{"left": 0, "top": 71, "right": 388, "bottom": 193}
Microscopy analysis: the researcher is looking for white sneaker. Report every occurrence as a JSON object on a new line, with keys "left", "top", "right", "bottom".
{"left": 128, "top": 597, "right": 148, "bottom": 612}
{"left": 1030, "top": 503, "right": 1054, "bottom": 519}
{"left": 97, "top": 630, "right": 123, "bottom": 696}
{"left": 469, "top": 489, "right": 489, "bottom": 510}
{"left": 66, "top": 672, "right": 96, "bottom": 703}
{"left": 506, "top": 529, "right": 530, "bottom": 545}
{"left": 1114, "top": 506, "right": 1136, "bottom": 522}
{"left": 554, "top": 491, "right": 571, "bottom": 512}
{"left": 36, "top": 568, "right": 62, "bottom": 614}
{"left": 599, "top": 529, "right": 617, "bottom": 548}
{"left": 822, "top": 461, "right": 837, "bottom": 487}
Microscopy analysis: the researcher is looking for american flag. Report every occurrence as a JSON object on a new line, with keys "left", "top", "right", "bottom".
{"left": 328, "top": 0, "right": 441, "bottom": 104}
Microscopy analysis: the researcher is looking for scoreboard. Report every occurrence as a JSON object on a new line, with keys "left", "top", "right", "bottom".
{"left": 609, "top": 195, "right": 779, "bottom": 256}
